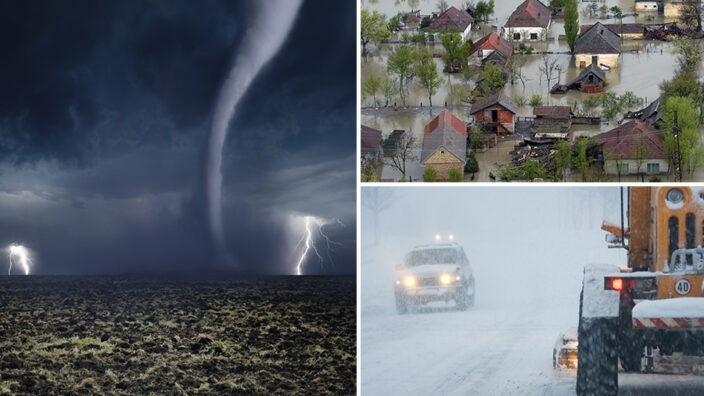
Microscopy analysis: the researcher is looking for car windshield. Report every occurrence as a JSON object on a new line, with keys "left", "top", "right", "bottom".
{"left": 405, "top": 248, "right": 460, "bottom": 266}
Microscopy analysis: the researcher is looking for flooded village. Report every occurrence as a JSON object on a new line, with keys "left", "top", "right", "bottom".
{"left": 360, "top": 0, "right": 704, "bottom": 181}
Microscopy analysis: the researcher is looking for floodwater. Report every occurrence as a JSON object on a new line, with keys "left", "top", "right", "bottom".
{"left": 361, "top": 0, "right": 698, "bottom": 181}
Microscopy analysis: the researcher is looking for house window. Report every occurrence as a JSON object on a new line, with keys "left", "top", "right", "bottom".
{"left": 440, "top": 150, "right": 445, "bottom": 154}
{"left": 647, "top": 163, "right": 659, "bottom": 173}
{"left": 619, "top": 163, "right": 629, "bottom": 174}
{"left": 530, "top": 32, "right": 538, "bottom": 40}
{"left": 478, "top": 49, "right": 483, "bottom": 57}
{"left": 513, "top": 32, "right": 520, "bottom": 40}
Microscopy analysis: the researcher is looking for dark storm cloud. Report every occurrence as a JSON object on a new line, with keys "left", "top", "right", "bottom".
{"left": 0, "top": 0, "right": 355, "bottom": 274}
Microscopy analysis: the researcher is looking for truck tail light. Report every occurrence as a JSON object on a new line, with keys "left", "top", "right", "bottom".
{"left": 612, "top": 278, "right": 623, "bottom": 290}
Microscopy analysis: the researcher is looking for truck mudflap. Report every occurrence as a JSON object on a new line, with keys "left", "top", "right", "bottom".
{"left": 632, "top": 297, "right": 704, "bottom": 329}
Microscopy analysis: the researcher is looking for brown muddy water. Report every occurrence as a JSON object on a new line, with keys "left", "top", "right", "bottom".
{"left": 361, "top": 0, "right": 702, "bottom": 182}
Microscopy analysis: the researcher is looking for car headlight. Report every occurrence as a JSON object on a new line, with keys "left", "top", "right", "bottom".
{"left": 403, "top": 275, "right": 417, "bottom": 288}
{"left": 439, "top": 273, "right": 453, "bottom": 285}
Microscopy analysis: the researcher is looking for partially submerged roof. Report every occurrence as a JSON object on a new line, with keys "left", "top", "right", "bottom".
{"left": 580, "top": 23, "right": 643, "bottom": 35}
{"left": 468, "top": 32, "right": 514, "bottom": 58}
{"left": 505, "top": 0, "right": 551, "bottom": 28}
{"left": 421, "top": 110, "right": 467, "bottom": 163}
{"left": 533, "top": 106, "right": 571, "bottom": 118}
{"left": 469, "top": 92, "right": 518, "bottom": 115}
{"left": 427, "top": 6, "right": 474, "bottom": 32}
{"left": 594, "top": 120, "right": 664, "bottom": 159}
{"left": 576, "top": 22, "right": 622, "bottom": 54}
{"left": 361, "top": 125, "right": 382, "bottom": 154}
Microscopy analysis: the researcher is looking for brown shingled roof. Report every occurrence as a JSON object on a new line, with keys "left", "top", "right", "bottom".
{"left": 427, "top": 6, "right": 474, "bottom": 33}
{"left": 576, "top": 22, "right": 621, "bottom": 54}
{"left": 533, "top": 106, "right": 571, "bottom": 118}
{"left": 505, "top": 0, "right": 552, "bottom": 28}
{"left": 469, "top": 92, "right": 518, "bottom": 115}
{"left": 594, "top": 120, "right": 664, "bottom": 159}
{"left": 579, "top": 23, "right": 643, "bottom": 35}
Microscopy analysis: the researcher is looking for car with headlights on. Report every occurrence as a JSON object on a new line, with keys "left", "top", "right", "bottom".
{"left": 394, "top": 242, "right": 475, "bottom": 314}
{"left": 553, "top": 328, "right": 578, "bottom": 369}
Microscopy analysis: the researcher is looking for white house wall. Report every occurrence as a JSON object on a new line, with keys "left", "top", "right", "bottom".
{"left": 503, "top": 24, "right": 550, "bottom": 42}
{"left": 605, "top": 158, "right": 669, "bottom": 176}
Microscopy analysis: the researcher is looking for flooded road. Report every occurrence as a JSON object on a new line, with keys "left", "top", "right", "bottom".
{"left": 361, "top": 0, "right": 696, "bottom": 182}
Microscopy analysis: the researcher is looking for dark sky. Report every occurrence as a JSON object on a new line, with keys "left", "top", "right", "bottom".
{"left": 0, "top": 0, "right": 356, "bottom": 275}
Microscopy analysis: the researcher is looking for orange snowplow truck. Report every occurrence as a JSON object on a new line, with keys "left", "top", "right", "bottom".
{"left": 577, "top": 187, "right": 704, "bottom": 396}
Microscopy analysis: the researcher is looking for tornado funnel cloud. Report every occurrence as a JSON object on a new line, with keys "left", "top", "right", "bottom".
{"left": 205, "top": 0, "right": 302, "bottom": 265}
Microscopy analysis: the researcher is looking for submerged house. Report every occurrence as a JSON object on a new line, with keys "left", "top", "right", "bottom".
{"left": 575, "top": 22, "right": 621, "bottom": 69}
{"left": 626, "top": 97, "right": 664, "bottom": 128}
{"left": 594, "top": 120, "right": 666, "bottom": 176}
{"left": 532, "top": 106, "right": 572, "bottom": 138}
{"left": 382, "top": 129, "right": 406, "bottom": 156}
{"left": 426, "top": 6, "right": 474, "bottom": 41}
{"left": 421, "top": 110, "right": 468, "bottom": 181}
{"left": 361, "top": 125, "right": 383, "bottom": 159}
{"left": 468, "top": 32, "right": 514, "bottom": 64}
{"left": 579, "top": 23, "right": 644, "bottom": 40}
{"left": 664, "top": 0, "right": 686, "bottom": 17}
{"left": 503, "top": 0, "right": 552, "bottom": 41}
{"left": 551, "top": 56, "right": 605, "bottom": 94}
{"left": 470, "top": 92, "right": 518, "bottom": 135}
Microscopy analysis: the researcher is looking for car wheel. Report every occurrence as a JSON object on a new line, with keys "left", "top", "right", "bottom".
{"left": 619, "top": 307, "right": 642, "bottom": 372}
{"left": 395, "top": 294, "right": 408, "bottom": 315}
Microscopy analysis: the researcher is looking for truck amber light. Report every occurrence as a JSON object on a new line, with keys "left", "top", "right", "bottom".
{"left": 612, "top": 278, "right": 623, "bottom": 290}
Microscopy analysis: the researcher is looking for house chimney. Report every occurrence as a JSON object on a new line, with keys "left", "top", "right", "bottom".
{"left": 591, "top": 55, "right": 598, "bottom": 66}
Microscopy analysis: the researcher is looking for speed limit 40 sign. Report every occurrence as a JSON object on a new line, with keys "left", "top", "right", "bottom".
{"left": 675, "top": 279, "right": 691, "bottom": 296}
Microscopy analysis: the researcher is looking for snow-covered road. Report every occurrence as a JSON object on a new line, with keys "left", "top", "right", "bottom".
{"left": 362, "top": 298, "right": 577, "bottom": 395}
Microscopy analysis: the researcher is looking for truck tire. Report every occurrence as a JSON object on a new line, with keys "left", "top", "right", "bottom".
{"left": 395, "top": 294, "right": 408, "bottom": 315}
{"left": 456, "top": 279, "right": 475, "bottom": 311}
{"left": 619, "top": 307, "right": 642, "bottom": 372}
{"left": 576, "top": 289, "right": 619, "bottom": 396}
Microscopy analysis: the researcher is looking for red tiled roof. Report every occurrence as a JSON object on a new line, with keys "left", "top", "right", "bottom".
{"left": 505, "top": 0, "right": 551, "bottom": 28}
{"left": 594, "top": 120, "right": 664, "bottom": 159}
{"left": 421, "top": 110, "right": 468, "bottom": 163}
{"left": 427, "top": 6, "right": 474, "bottom": 32}
{"left": 468, "top": 32, "right": 514, "bottom": 58}
{"left": 423, "top": 109, "right": 467, "bottom": 138}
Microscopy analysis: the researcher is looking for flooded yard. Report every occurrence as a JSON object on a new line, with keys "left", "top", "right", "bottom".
{"left": 361, "top": 0, "right": 696, "bottom": 182}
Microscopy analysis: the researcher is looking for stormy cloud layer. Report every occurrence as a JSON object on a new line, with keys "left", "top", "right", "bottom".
{"left": 0, "top": 0, "right": 356, "bottom": 275}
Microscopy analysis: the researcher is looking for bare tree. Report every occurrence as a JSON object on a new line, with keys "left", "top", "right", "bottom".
{"left": 384, "top": 132, "right": 418, "bottom": 181}
{"left": 362, "top": 188, "right": 396, "bottom": 247}
{"left": 436, "top": 0, "right": 449, "bottom": 13}
{"left": 538, "top": 55, "right": 559, "bottom": 98}
{"left": 507, "top": 57, "right": 530, "bottom": 92}
{"left": 632, "top": 134, "right": 651, "bottom": 182}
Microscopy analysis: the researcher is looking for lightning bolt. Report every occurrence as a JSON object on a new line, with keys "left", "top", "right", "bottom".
{"left": 7, "top": 244, "right": 31, "bottom": 276}
{"left": 293, "top": 216, "right": 344, "bottom": 275}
